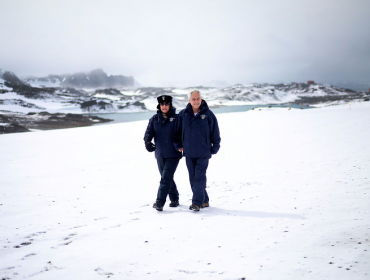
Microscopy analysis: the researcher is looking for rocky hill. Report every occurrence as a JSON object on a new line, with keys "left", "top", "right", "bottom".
{"left": 23, "top": 69, "right": 135, "bottom": 88}
{"left": 1, "top": 69, "right": 369, "bottom": 134}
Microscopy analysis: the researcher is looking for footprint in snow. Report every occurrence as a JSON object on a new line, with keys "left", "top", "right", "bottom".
{"left": 22, "top": 252, "right": 37, "bottom": 260}
{"left": 95, "top": 267, "right": 114, "bottom": 277}
{"left": 14, "top": 241, "right": 32, "bottom": 248}
{"left": 25, "top": 231, "right": 47, "bottom": 238}
{"left": 60, "top": 232, "right": 77, "bottom": 246}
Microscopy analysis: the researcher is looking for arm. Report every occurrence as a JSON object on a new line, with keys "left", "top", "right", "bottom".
{"left": 209, "top": 112, "right": 221, "bottom": 154}
{"left": 172, "top": 112, "right": 183, "bottom": 152}
{"left": 143, "top": 116, "right": 156, "bottom": 152}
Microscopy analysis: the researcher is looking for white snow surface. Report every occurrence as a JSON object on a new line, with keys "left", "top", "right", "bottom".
{"left": 142, "top": 96, "right": 160, "bottom": 111}
{"left": 0, "top": 93, "right": 83, "bottom": 114}
{"left": 93, "top": 94, "right": 123, "bottom": 101}
{"left": 1, "top": 102, "right": 369, "bottom": 280}
{"left": 0, "top": 78, "right": 13, "bottom": 91}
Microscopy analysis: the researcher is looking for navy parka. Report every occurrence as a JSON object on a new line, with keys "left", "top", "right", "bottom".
{"left": 144, "top": 107, "right": 182, "bottom": 159}
{"left": 176, "top": 100, "right": 221, "bottom": 159}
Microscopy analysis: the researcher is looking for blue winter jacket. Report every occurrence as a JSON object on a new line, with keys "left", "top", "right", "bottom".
{"left": 144, "top": 107, "right": 182, "bottom": 159}
{"left": 176, "top": 100, "right": 221, "bottom": 159}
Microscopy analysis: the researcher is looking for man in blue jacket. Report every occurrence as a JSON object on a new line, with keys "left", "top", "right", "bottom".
{"left": 144, "top": 95, "right": 182, "bottom": 211}
{"left": 175, "top": 89, "right": 221, "bottom": 211}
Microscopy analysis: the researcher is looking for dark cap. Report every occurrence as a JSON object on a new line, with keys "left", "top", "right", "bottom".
{"left": 157, "top": 95, "right": 172, "bottom": 104}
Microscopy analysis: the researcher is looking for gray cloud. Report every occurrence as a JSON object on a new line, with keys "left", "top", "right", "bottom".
{"left": 1, "top": 0, "right": 369, "bottom": 86}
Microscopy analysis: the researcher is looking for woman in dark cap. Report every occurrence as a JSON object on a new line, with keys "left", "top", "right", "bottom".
{"left": 143, "top": 95, "right": 182, "bottom": 211}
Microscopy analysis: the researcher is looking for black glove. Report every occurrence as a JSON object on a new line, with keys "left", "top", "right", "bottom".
{"left": 145, "top": 141, "right": 156, "bottom": 152}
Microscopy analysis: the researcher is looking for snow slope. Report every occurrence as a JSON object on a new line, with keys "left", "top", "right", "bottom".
{"left": 0, "top": 78, "right": 13, "bottom": 91}
{"left": 0, "top": 102, "right": 369, "bottom": 279}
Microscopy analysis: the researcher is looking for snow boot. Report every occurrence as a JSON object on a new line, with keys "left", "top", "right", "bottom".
{"left": 169, "top": 200, "right": 179, "bottom": 207}
{"left": 153, "top": 201, "right": 163, "bottom": 211}
{"left": 201, "top": 202, "right": 209, "bottom": 208}
{"left": 189, "top": 204, "right": 200, "bottom": 211}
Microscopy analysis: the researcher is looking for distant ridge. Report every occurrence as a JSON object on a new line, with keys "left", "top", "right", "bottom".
{"left": 22, "top": 69, "right": 135, "bottom": 88}
{"left": 1, "top": 68, "right": 369, "bottom": 116}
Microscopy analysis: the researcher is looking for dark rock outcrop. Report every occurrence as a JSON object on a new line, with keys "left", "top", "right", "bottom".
{"left": 0, "top": 114, "right": 30, "bottom": 134}
{"left": 0, "top": 123, "right": 30, "bottom": 134}
{"left": 95, "top": 88, "right": 122, "bottom": 95}
{"left": 2, "top": 71, "right": 23, "bottom": 85}
{"left": 1, "top": 71, "right": 56, "bottom": 99}
{"left": 60, "top": 69, "right": 134, "bottom": 88}
{"left": 80, "top": 99, "right": 114, "bottom": 111}
{"left": 0, "top": 112, "right": 113, "bottom": 134}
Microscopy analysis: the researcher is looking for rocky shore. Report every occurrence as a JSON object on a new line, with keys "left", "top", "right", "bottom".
{"left": 0, "top": 112, "right": 112, "bottom": 134}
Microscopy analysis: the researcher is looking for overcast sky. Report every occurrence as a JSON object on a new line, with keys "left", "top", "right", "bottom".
{"left": 1, "top": 0, "right": 369, "bottom": 86}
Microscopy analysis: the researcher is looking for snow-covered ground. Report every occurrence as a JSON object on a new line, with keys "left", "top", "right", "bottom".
{"left": 0, "top": 91, "right": 83, "bottom": 114}
{"left": 0, "top": 102, "right": 369, "bottom": 280}
{"left": 0, "top": 78, "right": 13, "bottom": 91}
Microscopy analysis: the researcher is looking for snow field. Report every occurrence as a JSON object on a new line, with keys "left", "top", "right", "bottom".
{"left": 0, "top": 102, "right": 369, "bottom": 279}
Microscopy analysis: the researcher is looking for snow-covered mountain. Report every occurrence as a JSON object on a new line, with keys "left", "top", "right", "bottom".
{"left": 23, "top": 69, "right": 135, "bottom": 89}
{"left": 1, "top": 69, "right": 369, "bottom": 128}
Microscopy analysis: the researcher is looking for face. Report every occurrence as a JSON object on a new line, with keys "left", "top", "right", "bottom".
{"left": 160, "top": 102, "right": 170, "bottom": 114}
{"left": 189, "top": 91, "right": 202, "bottom": 110}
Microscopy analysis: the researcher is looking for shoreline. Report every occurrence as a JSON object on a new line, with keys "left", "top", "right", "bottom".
{"left": 0, "top": 112, "right": 113, "bottom": 134}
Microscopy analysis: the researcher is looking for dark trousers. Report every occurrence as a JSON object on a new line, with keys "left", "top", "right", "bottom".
{"left": 185, "top": 157, "right": 209, "bottom": 207}
{"left": 156, "top": 157, "right": 180, "bottom": 205}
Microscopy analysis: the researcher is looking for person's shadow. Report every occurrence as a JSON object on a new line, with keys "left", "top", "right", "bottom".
{"left": 162, "top": 205, "right": 303, "bottom": 219}
{"left": 196, "top": 207, "right": 303, "bottom": 219}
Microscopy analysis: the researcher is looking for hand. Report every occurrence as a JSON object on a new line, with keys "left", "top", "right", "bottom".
{"left": 178, "top": 147, "right": 183, "bottom": 152}
{"left": 145, "top": 141, "right": 156, "bottom": 152}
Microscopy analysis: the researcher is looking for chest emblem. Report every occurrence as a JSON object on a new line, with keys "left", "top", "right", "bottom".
{"left": 201, "top": 115, "right": 206, "bottom": 119}
{"left": 169, "top": 117, "right": 174, "bottom": 122}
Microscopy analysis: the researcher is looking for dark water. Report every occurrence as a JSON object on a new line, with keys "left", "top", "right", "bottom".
{"left": 89, "top": 104, "right": 308, "bottom": 125}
